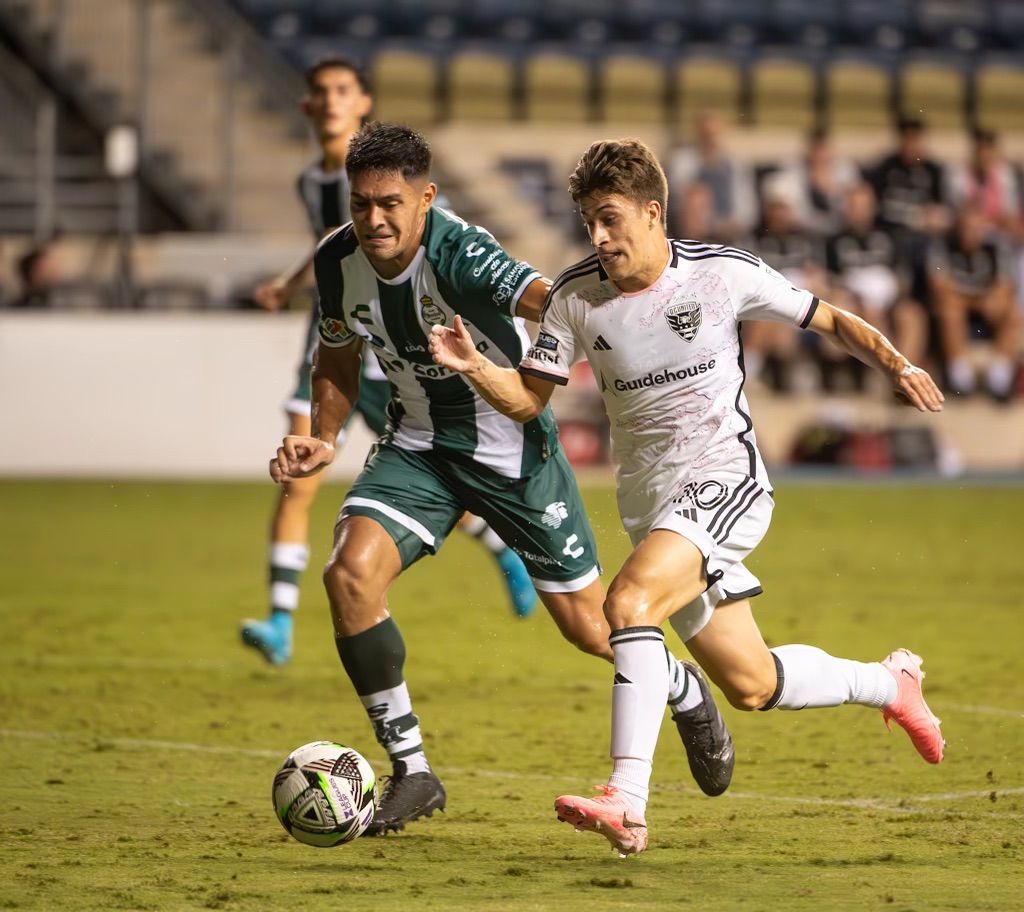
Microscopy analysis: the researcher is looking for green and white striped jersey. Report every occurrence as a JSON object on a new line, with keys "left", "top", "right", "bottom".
{"left": 296, "top": 163, "right": 350, "bottom": 238}
{"left": 314, "top": 206, "right": 558, "bottom": 479}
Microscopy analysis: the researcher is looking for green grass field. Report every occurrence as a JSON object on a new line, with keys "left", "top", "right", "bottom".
{"left": 1, "top": 479, "right": 1022, "bottom": 912}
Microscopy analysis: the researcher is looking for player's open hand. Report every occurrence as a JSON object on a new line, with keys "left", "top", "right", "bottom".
{"left": 893, "top": 363, "right": 945, "bottom": 413}
{"left": 269, "top": 435, "right": 336, "bottom": 482}
{"left": 429, "top": 314, "right": 479, "bottom": 373}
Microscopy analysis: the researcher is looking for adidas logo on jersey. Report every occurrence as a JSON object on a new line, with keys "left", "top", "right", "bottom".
{"left": 593, "top": 335, "right": 613, "bottom": 351}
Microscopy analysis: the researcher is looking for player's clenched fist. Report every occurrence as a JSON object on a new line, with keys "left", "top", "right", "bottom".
{"left": 269, "top": 435, "right": 336, "bottom": 483}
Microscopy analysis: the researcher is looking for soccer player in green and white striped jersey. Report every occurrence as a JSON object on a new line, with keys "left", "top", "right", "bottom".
{"left": 242, "top": 58, "right": 537, "bottom": 669}
{"left": 270, "top": 123, "right": 726, "bottom": 836}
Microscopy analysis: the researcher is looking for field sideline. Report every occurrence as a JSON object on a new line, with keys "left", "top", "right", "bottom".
{"left": 1, "top": 480, "right": 1022, "bottom": 912}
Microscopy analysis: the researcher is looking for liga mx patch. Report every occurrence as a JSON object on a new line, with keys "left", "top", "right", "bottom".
{"left": 320, "top": 315, "right": 354, "bottom": 343}
{"left": 665, "top": 299, "right": 702, "bottom": 342}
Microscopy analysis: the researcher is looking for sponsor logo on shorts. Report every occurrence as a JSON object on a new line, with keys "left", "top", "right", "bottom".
{"left": 665, "top": 300, "right": 702, "bottom": 342}
{"left": 612, "top": 360, "right": 716, "bottom": 392}
{"left": 541, "top": 501, "right": 569, "bottom": 529}
{"left": 519, "top": 550, "right": 563, "bottom": 568}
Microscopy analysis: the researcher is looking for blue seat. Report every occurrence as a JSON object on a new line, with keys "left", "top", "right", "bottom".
{"left": 618, "top": 0, "right": 695, "bottom": 46}
{"left": 768, "top": 0, "right": 840, "bottom": 49}
{"left": 913, "top": 0, "right": 994, "bottom": 52}
{"left": 691, "top": 0, "right": 768, "bottom": 48}
{"left": 465, "top": 0, "right": 548, "bottom": 43}
{"left": 839, "top": 0, "right": 914, "bottom": 51}
{"left": 991, "top": 1, "right": 1024, "bottom": 49}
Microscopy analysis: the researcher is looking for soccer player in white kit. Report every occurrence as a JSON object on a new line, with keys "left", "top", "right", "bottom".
{"left": 429, "top": 138, "right": 947, "bottom": 856}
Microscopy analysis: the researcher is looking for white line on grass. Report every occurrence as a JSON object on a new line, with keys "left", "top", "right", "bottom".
{"left": 2, "top": 728, "right": 1022, "bottom": 818}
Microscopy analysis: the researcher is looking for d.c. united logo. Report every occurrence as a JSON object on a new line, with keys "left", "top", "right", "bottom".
{"left": 665, "top": 300, "right": 701, "bottom": 342}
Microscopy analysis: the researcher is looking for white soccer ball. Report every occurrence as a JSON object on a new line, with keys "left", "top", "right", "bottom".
{"left": 272, "top": 741, "right": 379, "bottom": 847}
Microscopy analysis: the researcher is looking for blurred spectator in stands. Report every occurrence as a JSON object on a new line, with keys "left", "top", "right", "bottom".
{"left": 946, "top": 128, "right": 1023, "bottom": 241}
{"left": 927, "top": 203, "right": 1020, "bottom": 402}
{"left": 673, "top": 179, "right": 728, "bottom": 244}
{"left": 825, "top": 181, "right": 929, "bottom": 371}
{"left": 745, "top": 172, "right": 831, "bottom": 391}
{"left": 870, "top": 118, "right": 950, "bottom": 238}
{"left": 868, "top": 118, "right": 951, "bottom": 314}
{"left": 774, "top": 129, "right": 862, "bottom": 237}
{"left": 10, "top": 244, "right": 60, "bottom": 308}
{"left": 667, "top": 109, "right": 758, "bottom": 244}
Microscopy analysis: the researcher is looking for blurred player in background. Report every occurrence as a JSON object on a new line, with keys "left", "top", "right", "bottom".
{"left": 241, "top": 58, "right": 537, "bottom": 667}
{"left": 430, "top": 138, "right": 947, "bottom": 857}
{"left": 270, "top": 123, "right": 734, "bottom": 837}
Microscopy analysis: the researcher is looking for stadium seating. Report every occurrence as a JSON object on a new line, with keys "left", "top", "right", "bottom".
{"left": 749, "top": 54, "right": 819, "bottom": 129}
{"left": 522, "top": 48, "right": 592, "bottom": 122}
{"left": 597, "top": 50, "right": 667, "bottom": 124}
{"left": 913, "top": 0, "right": 993, "bottom": 52}
{"left": 672, "top": 53, "right": 745, "bottom": 127}
{"left": 823, "top": 54, "right": 895, "bottom": 129}
{"left": 767, "top": 0, "right": 840, "bottom": 49}
{"left": 897, "top": 54, "right": 968, "bottom": 130}
{"left": 370, "top": 46, "right": 442, "bottom": 124}
{"left": 974, "top": 58, "right": 1024, "bottom": 133}
{"left": 446, "top": 46, "right": 518, "bottom": 121}
{"left": 839, "top": 0, "right": 914, "bottom": 50}
{"left": 218, "top": 0, "right": 1024, "bottom": 135}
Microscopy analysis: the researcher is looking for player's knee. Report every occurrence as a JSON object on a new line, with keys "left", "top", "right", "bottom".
{"left": 603, "top": 577, "right": 656, "bottom": 630}
{"left": 322, "top": 550, "right": 380, "bottom": 618}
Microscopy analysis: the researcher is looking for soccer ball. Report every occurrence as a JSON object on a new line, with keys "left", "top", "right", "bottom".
{"left": 272, "top": 741, "right": 379, "bottom": 847}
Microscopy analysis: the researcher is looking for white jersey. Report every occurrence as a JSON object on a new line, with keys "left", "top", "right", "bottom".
{"left": 520, "top": 239, "right": 819, "bottom": 537}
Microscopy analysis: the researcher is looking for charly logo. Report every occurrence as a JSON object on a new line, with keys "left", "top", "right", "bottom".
{"left": 420, "top": 295, "right": 446, "bottom": 326}
{"left": 665, "top": 300, "right": 702, "bottom": 342}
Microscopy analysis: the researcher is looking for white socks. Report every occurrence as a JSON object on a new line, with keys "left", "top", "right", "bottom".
{"left": 269, "top": 542, "right": 310, "bottom": 613}
{"left": 459, "top": 515, "right": 507, "bottom": 555}
{"left": 770, "top": 644, "right": 897, "bottom": 710}
{"left": 668, "top": 658, "right": 705, "bottom": 713}
{"left": 608, "top": 627, "right": 670, "bottom": 815}
{"left": 358, "top": 683, "right": 431, "bottom": 774}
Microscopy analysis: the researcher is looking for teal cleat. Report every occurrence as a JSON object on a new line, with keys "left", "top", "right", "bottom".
{"left": 240, "top": 615, "right": 292, "bottom": 666}
{"left": 495, "top": 547, "right": 538, "bottom": 618}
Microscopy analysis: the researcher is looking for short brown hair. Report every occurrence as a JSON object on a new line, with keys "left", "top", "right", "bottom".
{"left": 568, "top": 138, "right": 668, "bottom": 228}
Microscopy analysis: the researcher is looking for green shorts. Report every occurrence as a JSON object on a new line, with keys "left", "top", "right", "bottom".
{"left": 340, "top": 442, "right": 601, "bottom": 591}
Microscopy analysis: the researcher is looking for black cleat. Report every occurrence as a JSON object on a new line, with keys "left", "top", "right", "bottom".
{"left": 363, "top": 761, "right": 447, "bottom": 836}
{"left": 671, "top": 661, "right": 735, "bottom": 797}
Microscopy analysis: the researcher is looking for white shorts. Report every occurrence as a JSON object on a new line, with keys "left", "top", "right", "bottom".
{"left": 629, "top": 474, "right": 774, "bottom": 643}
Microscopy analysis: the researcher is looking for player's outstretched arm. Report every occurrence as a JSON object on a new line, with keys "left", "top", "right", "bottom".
{"left": 430, "top": 315, "right": 555, "bottom": 421}
{"left": 806, "top": 300, "right": 944, "bottom": 412}
{"left": 269, "top": 341, "right": 361, "bottom": 482}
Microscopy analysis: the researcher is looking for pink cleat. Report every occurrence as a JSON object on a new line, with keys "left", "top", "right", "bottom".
{"left": 880, "top": 648, "right": 945, "bottom": 764}
{"left": 554, "top": 785, "right": 648, "bottom": 856}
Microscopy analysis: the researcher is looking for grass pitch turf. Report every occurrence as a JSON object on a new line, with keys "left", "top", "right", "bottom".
{"left": 1, "top": 479, "right": 1022, "bottom": 911}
